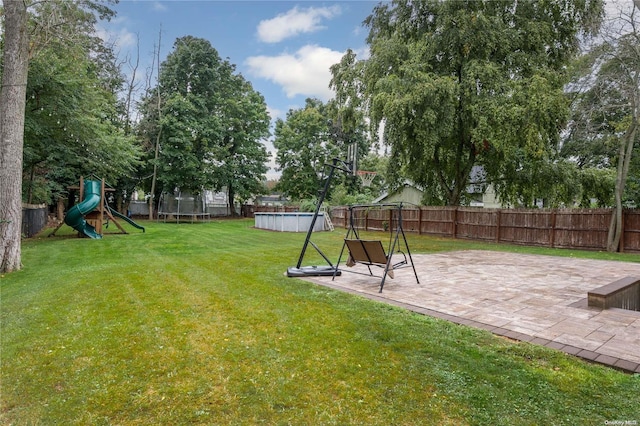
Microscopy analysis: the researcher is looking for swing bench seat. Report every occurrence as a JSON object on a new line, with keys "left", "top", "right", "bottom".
{"left": 332, "top": 204, "right": 420, "bottom": 293}
{"left": 344, "top": 239, "right": 407, "bottom": 279}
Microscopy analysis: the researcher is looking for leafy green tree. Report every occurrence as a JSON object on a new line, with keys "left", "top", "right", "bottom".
{"left": 578, "top": 168, "right": 615, "bottom": 207}
{"left": 150, "top": 37, "right": 228, "bottom": 194}
{"left": 496, "top": 159, "right": 581, "bottom": 208}
{"left": 600, "top": 10, "right": 639, "bottom": 251}
{"left": 274, "top": 99, "right": 334, "bottom": 200}
{"left": 23, "top": 36, "right": 140, "bottom": 205}
{"left": 331, "top": 0, "right": 604, "bottom": 206}
{"left": 1, "top": 0, "right": 119, "bottom": 272}
{"left": 214, "top": 77, "right": 270, "bottom": 215}
{"left": 138, "top": 36, "right": 270, "bottom": 211}
{"left": 274, "top": 98, "right": 363, "bottom": 201}
{"left": 563, "top": 2, "right": 639, "bottom": 250}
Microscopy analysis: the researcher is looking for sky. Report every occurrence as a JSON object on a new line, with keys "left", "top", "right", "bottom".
{"left": 101, "top": 1, "right": 382, "bottom": 178}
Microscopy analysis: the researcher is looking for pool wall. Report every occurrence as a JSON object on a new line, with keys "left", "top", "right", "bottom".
{"left": 255, "top": 212, "right": 326, "bottom": 232}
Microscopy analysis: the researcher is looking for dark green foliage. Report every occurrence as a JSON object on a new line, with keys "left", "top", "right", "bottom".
{"left": 215, "top": 80, "right": 270, "bottom": 212}
{"left": 274, "top": 98, "right": 369, "bottom": 201}
{"left": 154, "top": 36, "right": 229, "bottom": 193}
{"left": 274, "top": 99, "right": 339, "bottom": 200}
{"left": 17, "top": 0, "right": 140, "bottom": 204}
{"left": 331, "top": 0, "right": 604, "bottom": 206}
{"left": 137, "top": 36, "right": 270, "bottom": 207}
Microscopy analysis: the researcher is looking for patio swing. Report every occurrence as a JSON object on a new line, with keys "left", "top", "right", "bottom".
{"left": 333, "top": 203, "right": 420, "bottom": 293}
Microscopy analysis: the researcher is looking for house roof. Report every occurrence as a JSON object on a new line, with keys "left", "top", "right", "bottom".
{"left": 373, "top": 181, "right": 424, "bottom": 204}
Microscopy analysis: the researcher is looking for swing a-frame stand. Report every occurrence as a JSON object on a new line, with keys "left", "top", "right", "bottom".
{"left": 332, "top": 203, "right": 420, "bottom": 293}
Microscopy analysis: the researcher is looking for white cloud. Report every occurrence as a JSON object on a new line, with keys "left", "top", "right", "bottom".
{"left": 266, "top": 106, "right": 285, "bottom": 122}
{"left": 245, "top": 45, "right": 344, "bottom": 101}
{"left": 257, "top": 5, "right": 341, "bottom": 43}
{"left": 152, "top": 2, "right": 167, "bottom": 12}
{"left": 96, "top": 26, "right": 138, "bottom": 53}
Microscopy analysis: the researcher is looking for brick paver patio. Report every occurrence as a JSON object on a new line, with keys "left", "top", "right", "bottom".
{"left": 302, "top": 250, "right": 640, "bottom": 373}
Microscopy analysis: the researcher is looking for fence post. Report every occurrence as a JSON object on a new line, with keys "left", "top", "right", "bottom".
{"left": 418, "top": 207, "right": 423, "bottom": 235}
{"left": 495, "top": 209, "right": 501, "bottom": 243}
{"left": 364, "top": 209, "right": 369, "bottom": 231}
{"left": 452, "top": 207, "right": 458, "bottom": 238}
{"left": 550, "top": 209, "right": 557, "bottom": 248}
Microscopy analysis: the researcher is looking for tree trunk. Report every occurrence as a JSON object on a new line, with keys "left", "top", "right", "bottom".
{"left": 0, "top": 1, "right": 30, "bottom": 273}
{"left": 228, "top": 183, "right": 237, "bottom": 217}
{"left": 148, "top": 30, "right": 163, "bottom": 220}
{"left": 149, "top": 131, "right": 161, "bottom": 220}
{"left": 57, "top": 198, "right": 65, "bottom": 221}
{"left": 607, "top": 120, "right": 637, "bottom": 252}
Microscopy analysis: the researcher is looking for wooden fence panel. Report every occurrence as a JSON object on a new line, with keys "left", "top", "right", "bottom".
{"left": 402, "top": 207, "right": 422, "bottom": 233}
{"left": 553, "top": 209, "right": 609, "bottom": 250}
{"left": 455, "top": 208, "right": 498, "bottom": 241}
{"left": 419, "top": 207, "right": 455, "bottom": 236}
{"left": 498, "top": 209, "right": 552, "bottom": 247}
{"left": 330, "top": 207, "right": 347, "bottom": 229}
{"left": 22, "top": 204, "right": 48, "bottom": 238}
{"left": 365, "top": 208, "right": 388, "bottom": 232}
{"left": 623, "top": 210, "right": 640, "bottom": 253}
{"left": 321, "top": 205, "right": 640, "bottom": 253}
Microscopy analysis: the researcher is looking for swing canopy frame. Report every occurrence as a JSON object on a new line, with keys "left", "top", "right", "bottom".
{"left": 332, "top": 202, "right": 420, "bottom": 292}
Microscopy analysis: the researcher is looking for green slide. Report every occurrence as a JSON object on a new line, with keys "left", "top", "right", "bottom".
{"left": 106, "top": 205, "right": 145, "bottom": 232}
{"left": 64, "top": 180, "right": 102, "bottom": 239}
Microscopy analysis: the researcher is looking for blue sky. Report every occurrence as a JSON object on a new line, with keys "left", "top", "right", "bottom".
{"left": 101, "top": 1, "right": 381, "bottom": 178}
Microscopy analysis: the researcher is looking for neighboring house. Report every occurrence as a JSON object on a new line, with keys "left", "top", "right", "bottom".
{"left": 254, "top": 194, "right": 288, "bottom": 207}
{"left": 374, "top": 166, "right": 502, "bottom": 208}
{"left": 479, "top": 185, "right": 502, "bottom": 208}
{"left": 373, "top": 182, "right": 425, "bottom": 206}
{"left": 205, "top": 189, "right": 228, "bottom": 205}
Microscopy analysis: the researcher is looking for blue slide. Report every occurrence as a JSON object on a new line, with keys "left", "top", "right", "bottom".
{"left": 64, "top": 180, "right": 103, "bottom": 239}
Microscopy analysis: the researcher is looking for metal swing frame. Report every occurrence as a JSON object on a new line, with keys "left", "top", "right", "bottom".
{"left": 332, "top": 202, "right": 420, "bottom": 292}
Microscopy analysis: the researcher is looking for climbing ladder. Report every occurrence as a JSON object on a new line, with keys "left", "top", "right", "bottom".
{"left": 322, "top": 206, "right": 334, "bottom": 231}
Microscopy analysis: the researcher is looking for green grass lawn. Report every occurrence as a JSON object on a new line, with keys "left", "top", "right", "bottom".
{"left": 1, "top": 219, "right": 639, "bottom": 425}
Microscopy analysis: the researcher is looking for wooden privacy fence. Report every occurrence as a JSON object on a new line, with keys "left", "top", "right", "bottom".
{"left": 329, "top": 206, "right": 640, "bottom": 253}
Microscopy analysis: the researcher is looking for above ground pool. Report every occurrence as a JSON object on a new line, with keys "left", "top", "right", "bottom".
{"left": 254, "top": 212, "right": 326, "bottom": 232}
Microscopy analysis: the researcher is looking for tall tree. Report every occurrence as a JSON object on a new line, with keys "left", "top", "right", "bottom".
{"left": 590, "top": 5, "right": 640, "bottom": 251}
{"left": 0, "top": 0, "right": 30, "bottom": 272}
{"left": 140, "top": 36, "right": 228, "bottom": 195}
{"left": 603, "top": 4, "right": 639, "bottom": 251}
{"left": 331, "top": 0, "right": 604, "bottom": 206}
{"left": 274, "top": 99, "right": 333, "bottom": 200}
{"left": 1, "top": 0, "right": 120, "bottom": 272}
{"left": 23, "top": 30, "right": 140, "bottom": 205}
{"left": 564, "top": 2, "right": 640, "bottom": 251}
{"left": 138, "top": 36, "right": 271, "bottom": 209}
{"left": 148, "top": 29, "right": 162, "bottom": 220}
{"left": 214, "top": 77, "right": 270, "bottom": 215}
